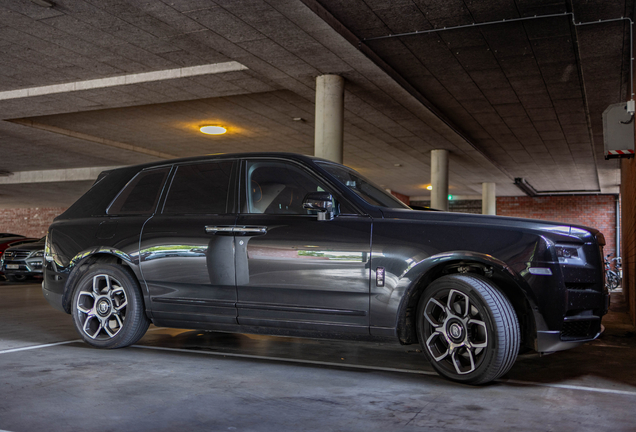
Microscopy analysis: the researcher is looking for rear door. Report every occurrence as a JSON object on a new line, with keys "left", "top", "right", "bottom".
{"left": 139, "top": 159, "right": 238, "bottom": 326}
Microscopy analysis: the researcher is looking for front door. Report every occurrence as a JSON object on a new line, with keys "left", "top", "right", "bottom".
{"left": 235, "top": 159, "right": 372, "bottom": 334}
{"left": 139, "top": 160, "right": 238, "bottom": 326}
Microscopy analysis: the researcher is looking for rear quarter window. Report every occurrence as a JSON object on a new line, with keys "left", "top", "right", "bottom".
{"left": 162, "top": 161, "right": 234, "bottom": 214}
{"left": 107, "top": 168, "right": 170, "bottom": 215}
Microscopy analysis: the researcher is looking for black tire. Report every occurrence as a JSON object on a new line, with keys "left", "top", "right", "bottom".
{"left": 7, "top": 274, "right": 27, "bottom": 282}
{"left": 71, "top": 263, "right": 150, "bottom": 349}
{"left": 416, "top": 274, "right": 520, "bottom": 385}
{"left": 607, "top": 272, "right": 619, "bottom": 290}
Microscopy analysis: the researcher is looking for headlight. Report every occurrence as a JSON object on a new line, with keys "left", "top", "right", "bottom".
{"left": 32, "top": 251, "right": 44, "bottom": 257}
{"left": 44, "top": 233, "right": 54, "bottom": 262}
{"left": 555, "top": 244, "right": 585, "bottom": 265}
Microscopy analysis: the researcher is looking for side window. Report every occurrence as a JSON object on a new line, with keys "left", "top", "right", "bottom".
{"left": 163, "top": 161, "right": 234, "bottom": 215}
{"left": 108, "top": 168, "right": 170, "bottom": 215}
{"left": 244, "top": 161, "right": 331, "bottom": 215}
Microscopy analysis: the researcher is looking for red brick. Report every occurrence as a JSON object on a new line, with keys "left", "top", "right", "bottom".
{"left": 0, "top": 208, "right": 67, "bottom": 238}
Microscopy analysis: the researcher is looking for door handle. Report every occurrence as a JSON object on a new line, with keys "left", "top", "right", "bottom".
{"left": 205, "top": 226, "right": 267, "bottom": 236}
{"left": 234, "top": 226, "right": 267, "bottom": 236}
{"left": 205, "top": 226, "right": 235, "bottom": 235}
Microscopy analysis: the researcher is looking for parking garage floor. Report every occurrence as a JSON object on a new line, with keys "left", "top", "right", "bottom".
{"left": 0, "top": 281, "right": 634, "bottom": 432}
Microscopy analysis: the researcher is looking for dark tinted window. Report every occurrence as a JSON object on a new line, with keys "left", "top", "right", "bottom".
{"left": 163, "top": 161, "right": 234, "bottom": 214}
{"left": 318, "top": 162, "right": 409, "bottom": 209}
{"left": 245, "top": 161, "right": 331, "bottom": 215}
{"left": 108, "top": 168, "right": 170, "bottom": 215}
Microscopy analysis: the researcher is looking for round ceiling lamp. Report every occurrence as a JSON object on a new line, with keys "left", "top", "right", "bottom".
{"left": 200, "top": 125, "right": 227, "bottom": 135}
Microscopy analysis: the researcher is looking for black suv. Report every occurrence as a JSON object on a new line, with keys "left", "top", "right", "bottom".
{"left": 42, "top": 153, "right": 608, "bottom": 384}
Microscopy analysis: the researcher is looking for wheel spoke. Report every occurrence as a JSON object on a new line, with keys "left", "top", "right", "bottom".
{"left": 111, "top": 287, "right": 127, "bottom": 311}
{"left": 103, "top": 319, "right": 116, "bottom": 337}
{"left": 452, "top": 346, "right": 476, "bottom": 375}
{"left": 92, "top": 275, "right": 107, "bottom": 294}
{"left": 468, "top": 319, "right": 488, "bottom": 348}
{"left": 424, "top": 298, "right": 447, "bottom": 328}
{"left": 426, "top": 331, "right": 450, "bottom": 361}
{"left": 448, "top": 289, "right": 470, "bottom": 318}
{"left": 77, "top": 292, "right": 94, "bottom": 314}
{"left": 83, "top": 316, "right": 103, "bottom": 339}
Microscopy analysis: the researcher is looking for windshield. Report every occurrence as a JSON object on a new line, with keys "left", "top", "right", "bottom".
{"left": 318, "top": 162, "right": 410, "bottom": 209}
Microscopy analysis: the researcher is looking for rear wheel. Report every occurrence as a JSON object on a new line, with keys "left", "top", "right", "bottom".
{"left": 71, "top": 263, "right": 149, "bottom": 348}
{"left": 417, "top": 274, "right": 520, "bottom": 385}
{"left": 607, "top": 272, "right": 619, "bottom": 290}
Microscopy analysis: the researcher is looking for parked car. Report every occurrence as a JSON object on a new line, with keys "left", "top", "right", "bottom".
{"left": 0, "top": 235, "right": 30, "bottom": 278}
{"left": 41, "top": 153, "right": 608, "bottom": 384}
{"left": 1, "top": 237, "right": 45, "bottom": 282}
{"left": 0, "top": 234, "right": 27, "bottom": 259}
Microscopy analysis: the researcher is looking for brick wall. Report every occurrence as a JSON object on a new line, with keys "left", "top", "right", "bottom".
{"left": 621, "top": 157, "right": 635, "bottom": 324}
{"left": 497, "top": 195, "right": 618, "bottom": 259}
{"left": 410, "top": 199, "right": 483, "bottom": 214}
{"left": 0, "top": 208, "right": 67, "bottom": 238}
{"left": 390, "top": 191, "right": 410, "bottom": 205}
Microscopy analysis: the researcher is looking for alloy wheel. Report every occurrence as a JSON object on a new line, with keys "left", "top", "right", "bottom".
{"left": 75, "top": 274, "right": 128, "bottom": 340}
{"left": 423, "top": 288, "right": 489, "bottom": 375}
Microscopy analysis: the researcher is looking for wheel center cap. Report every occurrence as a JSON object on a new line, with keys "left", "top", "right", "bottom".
{"left": 448, "top": 321, "right": 464, "bottom": 342}
{"left": 97, "top": 299, "right": 111, "bottom": 316}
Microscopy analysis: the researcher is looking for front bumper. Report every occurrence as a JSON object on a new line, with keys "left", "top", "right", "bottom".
{"left": 2, "top": 258, "right": 44, "bottom": 276}
{"left": 536, "top": 327, "right": 604, "bottom": 353}
{"left": 535, "top": 291, "right": 609, "bottom": 353}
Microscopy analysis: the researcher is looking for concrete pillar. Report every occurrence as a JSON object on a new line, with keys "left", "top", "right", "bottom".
{"left": 430, "top": 149, "right": 449, "bottom": 211}
{"left": 482, "top": 182, "right": 496, "bottom": 215}
{"left": 314, "top": 75, "right": 344, "bottom": 163}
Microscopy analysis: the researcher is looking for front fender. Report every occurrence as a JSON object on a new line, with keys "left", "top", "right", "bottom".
{"left": 370, "top": 250, "right": 544, "bottom": 344}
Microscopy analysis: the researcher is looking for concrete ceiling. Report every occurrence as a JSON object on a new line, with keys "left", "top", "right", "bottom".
{"left": 0, "top": 0, "right": 631, "bottom": 208}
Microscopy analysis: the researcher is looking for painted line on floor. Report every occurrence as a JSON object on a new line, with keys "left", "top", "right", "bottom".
{"left": 0, "top": 340, "right": 81, "bottom": 355}
{"left": 131, "top": 344, "right": 440, "bottom": 376}
{"left": 501, "top": 379, "right": 636, "bottom": 396}
{"left": 130, "top": 344, "right": 636, "bottom": 397}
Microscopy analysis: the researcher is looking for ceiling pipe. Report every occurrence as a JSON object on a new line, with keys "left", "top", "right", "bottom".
{"left": 514, "top": 177, "right": 609, "bottom": 197}
{"left": 362, "top": 12, "right": 633, "bottom": 100}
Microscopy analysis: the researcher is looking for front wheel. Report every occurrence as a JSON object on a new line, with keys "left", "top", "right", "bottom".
{"left": 71, "top": 263, "right": 150, "bottom": 349}
{"left": 417, "top": 274, "right": 520, "bottom": 385}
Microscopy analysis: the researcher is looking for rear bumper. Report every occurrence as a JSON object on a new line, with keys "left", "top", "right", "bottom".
{"left": 42, "top": 282, "right": 66, "bottom": 313}
{"left": 42, "top": 267, "right": 68, "bottom": 313}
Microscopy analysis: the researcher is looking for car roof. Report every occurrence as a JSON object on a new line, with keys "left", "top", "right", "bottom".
{"left": 103, "top": 152, "right": 328, "bottom": 176}
{"left": 0, "top": 233, "right": 25, "bottom": 238}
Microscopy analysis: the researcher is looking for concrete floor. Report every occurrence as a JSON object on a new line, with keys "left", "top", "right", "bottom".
{"left": 0, "top": 280, "right": 635, "bottom": 432}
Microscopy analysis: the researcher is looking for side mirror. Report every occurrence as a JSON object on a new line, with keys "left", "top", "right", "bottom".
{"left": 303, "top": 192, "right": 334, "bottom": 221}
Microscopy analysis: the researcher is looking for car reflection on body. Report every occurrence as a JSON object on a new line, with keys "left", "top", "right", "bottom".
{"left": 41, "top": 153, "right": 608, "bottom": 385}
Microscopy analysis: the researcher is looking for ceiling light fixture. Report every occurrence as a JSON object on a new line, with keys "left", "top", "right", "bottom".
{"left": 200, "top": 125, "right": 227, "bottom": 135}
